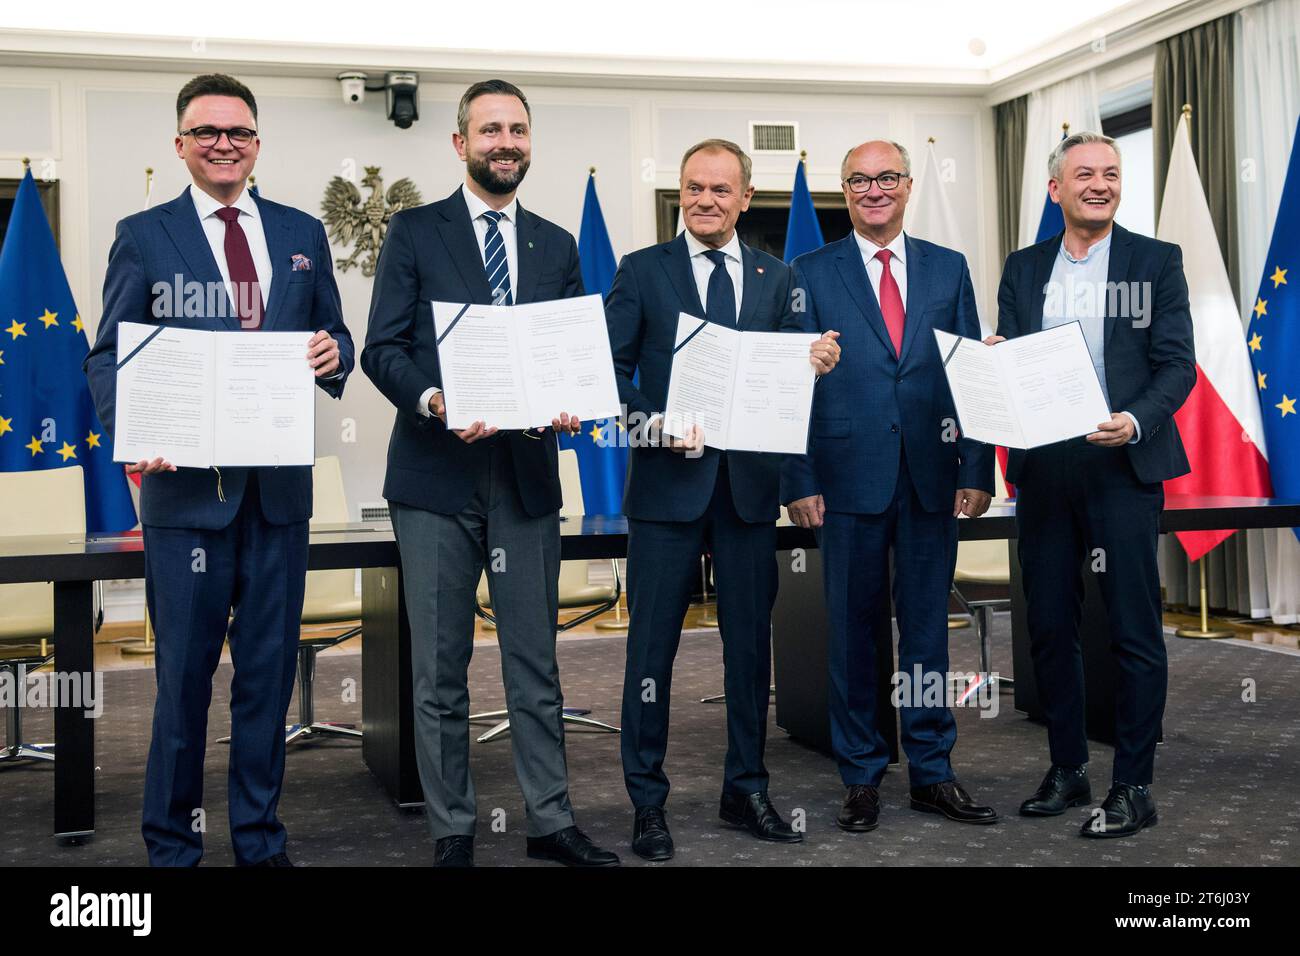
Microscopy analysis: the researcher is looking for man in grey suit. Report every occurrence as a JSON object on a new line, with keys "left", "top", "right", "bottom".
{"left": 362, "top": 79, "right": 618, "bottom": 867}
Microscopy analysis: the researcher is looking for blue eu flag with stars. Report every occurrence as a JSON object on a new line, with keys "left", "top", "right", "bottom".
{"left": 1248, "top": 115, "right": 1300, "bottom": 541}
{"left": 0, "top": 170, "right": 137, "bottom": 532}
{"left": 557, "top": 171, "right": 628, "bottom": 515}
{"left": 784, "top": 158, "right": 824, "bottom": 263}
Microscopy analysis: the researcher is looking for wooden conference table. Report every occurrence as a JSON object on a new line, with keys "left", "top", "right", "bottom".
{"left": 1, "top": 497, "right": 1296, "bottom": 839}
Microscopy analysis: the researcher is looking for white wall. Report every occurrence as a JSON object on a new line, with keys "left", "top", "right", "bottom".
{"left": 0, "top": 65, "right": 999, "bottom": 513}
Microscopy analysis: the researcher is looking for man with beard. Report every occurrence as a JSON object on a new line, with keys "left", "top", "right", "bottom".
{"left": 362, "top": 79, "right": 618, "bottom": 867}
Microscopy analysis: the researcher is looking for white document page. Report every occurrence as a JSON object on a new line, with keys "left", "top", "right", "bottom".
{"left": 212, "top": 332, "right": 315, "bottom": 467}
{"left": 663, "top": 317, "right": 742, "bottom": 449}
{"left": 664, "top": 314, "right": 818, "bottom": 454}
{"left": 433, "top": 295, "right": 620, "bottom": 431}
{"left": 113, "top": 323, "right": 215, "bottom": 469}
{"left": 935, "top": 322, "right": 1112, "bottom": 450}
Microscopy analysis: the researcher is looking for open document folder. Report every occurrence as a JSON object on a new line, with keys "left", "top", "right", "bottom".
{"left": 934, "top": 321, "right": 1112, "bottom": 450}
{"left": 112, "top": 322, "right": 315, "bottom": 469}
{"left": 663, "top": 314, "right": 818, "bottom": 454}
{"left": 432, "top": 294, "right": 621, "bottom": 431}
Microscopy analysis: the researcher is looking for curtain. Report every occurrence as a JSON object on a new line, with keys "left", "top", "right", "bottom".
{"left": 1236, "top": 0, "right": 1300, "bottom": 623}
{"left": 994, "top": 95, "right": 1028, "bottom": 264}
{"left": 1018, "top": 73, "right": 1101, "bottom": 250}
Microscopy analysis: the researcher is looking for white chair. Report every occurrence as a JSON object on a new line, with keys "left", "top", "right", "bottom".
{"left": 471, "top": 449, "right": 621, "bottom": 742}
{"left": 0, "top": 467, "right": 87, "bottom": 765}
{"left": 217, "top": 456, "right": 363, "bottom": 746}
{"left": 951, "top": 464, "right": 1014, "bottom": 694}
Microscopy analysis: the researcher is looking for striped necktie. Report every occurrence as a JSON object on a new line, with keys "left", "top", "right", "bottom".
{"left": 482, "top": 209, "right": 513, "bottom": 305}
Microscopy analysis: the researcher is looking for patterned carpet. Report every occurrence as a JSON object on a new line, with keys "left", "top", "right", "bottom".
{"left": 3, "top": 614, "right": 1298, "bottom": 867}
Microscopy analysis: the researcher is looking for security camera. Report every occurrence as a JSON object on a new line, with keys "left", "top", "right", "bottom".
{"left": 337, "top": 72, "right": 368, "bottom": 105}
{"left": 385, "top": 72, "right": 419, "bottom": 129}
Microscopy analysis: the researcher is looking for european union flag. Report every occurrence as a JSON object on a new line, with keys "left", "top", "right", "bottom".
{"left": 784, "top": 158, "right": 824, "bottom": 263}
{"left": 558, "top": 171, "right": 627, "bottom": 515}
{"left": 0, "top": 170, "right": 137, "bottom": 532}
{"left": 1248, "top": 115, "right": 1300, "bottom": 541}
{"left": 1035, "top": 129, "right": 1068, "bottom": 243}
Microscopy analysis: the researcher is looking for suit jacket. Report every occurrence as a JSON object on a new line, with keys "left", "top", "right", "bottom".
{"left": 996, "top": 223, "right": 1196, "bottom": 485}
{"left": 84, "top": 187, "right": 353, "bottom": 530}
{"left": 361, "top": 188, "right": 583, "bottom": 518}
{"left": 781, "top": 232, "right": 992, "bottom": 513}
{"left": 606, "top": 234, "right": 796, "bottom": 524}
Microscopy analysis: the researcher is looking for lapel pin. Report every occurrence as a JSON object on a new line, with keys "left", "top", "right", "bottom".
{"left": 528, "top": 241, "right": 535, "bottom": 249}
{"left": 756, "top": 266, "right": 765, "bottom": 274}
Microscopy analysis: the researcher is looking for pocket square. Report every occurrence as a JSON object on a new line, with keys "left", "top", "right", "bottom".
{"left": 290, "top": 253, "right": 312, "bottom": 272}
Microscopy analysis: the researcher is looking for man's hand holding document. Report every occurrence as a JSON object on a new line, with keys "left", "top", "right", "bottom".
{"left": 934, "top": 321, "right": 1112, "bottom": 449}
{"left": 662, "top": 314, "right": 819, "bottom": 454}
{"left": 431, "top": 293, "right": 620, "bottom": 437}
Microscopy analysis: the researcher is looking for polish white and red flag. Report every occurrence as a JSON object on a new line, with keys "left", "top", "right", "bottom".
{"left": 1157, "top": 112, "right": 1271, "bottom": 561}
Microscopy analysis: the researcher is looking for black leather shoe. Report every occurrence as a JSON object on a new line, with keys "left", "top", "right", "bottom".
{"left": 910, "top": 779, "right": 999, "bottom": 824}
{"left": 837, "top": 784, "right": 880, "bottom": 832}
{"left": 1020, "top": 764, "right": 1092, "bottom": 817}
{"left": 435, "top": 835, "right": 474, "bottom": 867}
{"left": 1080, "top": 783, "right": 1157, "bottom": 839}
{"left": 632, "top": 806, "right": 674, "bottom": 861}
{"left": 250, "top": 851, "right": 293, "bottom": 867}
{"left": 526, "top": 826, "right": 620, "bottom": 867}
{"left": 719, "top": 791, "right": 803, "bottom": 843}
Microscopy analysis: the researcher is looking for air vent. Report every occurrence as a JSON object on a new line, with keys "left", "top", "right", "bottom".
{"left": 359, "top": 501, "right": 391, "bottom": 523}
{"left": 750, "top": 121, "right": 798, "bottom": 153}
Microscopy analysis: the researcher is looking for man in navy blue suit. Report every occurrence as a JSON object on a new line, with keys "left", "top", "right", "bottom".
{"left": 84, "top": 74, "right": 354, "bottom": 866}
{"left": 606, "top": 139, "right": 840, "bottom": 861}
{"left": 783, "top": 140, "right": 997, "bottom": 832}
{"left": 362, "top": 80, "right": 618, "bottom": 868}
{"left": 989, "top": 132, "right": 1195, "bottom": 838}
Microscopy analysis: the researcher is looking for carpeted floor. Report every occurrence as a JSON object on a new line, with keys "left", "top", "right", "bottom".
{"left": 3, "top": 614, "right": 1298, "bottom": 867}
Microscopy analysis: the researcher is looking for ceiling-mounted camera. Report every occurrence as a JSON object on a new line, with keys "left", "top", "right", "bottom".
{"left": 337, "top": 71, "right": 368, "bottom": 105}
{"left": 385, "top": 72, "right": 419, "bottom": 129}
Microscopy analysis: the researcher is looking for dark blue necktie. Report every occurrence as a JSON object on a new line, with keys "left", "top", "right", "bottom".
{"left": 482, "top": 209, "right": 513, "bottom": 305}
{"left": 703, "top": 249, "right": 736, "bottom": 326}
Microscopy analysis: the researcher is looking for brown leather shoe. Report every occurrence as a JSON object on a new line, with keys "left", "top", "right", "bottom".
{"left": 910, "top": 779, "right": 999, "bottom": 824}
{"left": 837, "top": 784, "right": 880, "bottom": 832}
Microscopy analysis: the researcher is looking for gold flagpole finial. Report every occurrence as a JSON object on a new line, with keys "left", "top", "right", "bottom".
{"left": 589, "top": 166, "right": 596, "bottom": 175}
{"left": 799, "top": 150, "right": 808, "bottom": 164}
{"left": 1062, "top": 121, "right": 1070, "bottom": 134}
{"left": 145, "top": 166, "right": 153, "bottom": 176}
{"left": 21, "top": 156, "right": 30, "bottom": 168}
{"left": 249, "top": 174, "right": 256, "bottom": 186}
{"left": 1181, "top": 103, "right": 1192, "bottom": 118}
{"left": 927, "top": 136, "right": 936, "bottom": 144}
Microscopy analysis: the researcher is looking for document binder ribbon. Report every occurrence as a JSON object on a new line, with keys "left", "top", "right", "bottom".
{"left": 435, "top": 303, "right": 472, "bottom": 346}
{"left": 673, "top": 319, "right": 709, "bottom": 354}
{"left": 116, "top": 324, "right": 167, "bottom": 370}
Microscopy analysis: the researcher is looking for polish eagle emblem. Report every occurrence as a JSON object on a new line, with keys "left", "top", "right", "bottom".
{"left": 321, "top": 166, "right": 423, "bottom": 276}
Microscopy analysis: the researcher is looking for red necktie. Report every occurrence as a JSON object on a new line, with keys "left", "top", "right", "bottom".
{"left": 216, "top": 206, "right": 262, "bottom": 329}
{"left": 875, "top": 248, "right": 905, "bottom": 357}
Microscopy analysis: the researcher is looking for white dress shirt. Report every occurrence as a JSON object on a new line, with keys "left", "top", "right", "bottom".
{"left": 684, "top": 229, "right": 743, "bottom": 322}
{"left": 190, "top": 184, "right": 272, "bottom": 310}
{"left": 418, "top": 185, "right": 521, "bottom": 416}
{"left": 854, "top": 229, "right": 908, "bottom": 311}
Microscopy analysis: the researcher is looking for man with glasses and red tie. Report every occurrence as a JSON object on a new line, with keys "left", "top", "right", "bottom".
{"left": 782, "top": 140, "right": 997, "bottom": 833}
{"left": 85, "top": 74, "right": 353, "bottom": 867}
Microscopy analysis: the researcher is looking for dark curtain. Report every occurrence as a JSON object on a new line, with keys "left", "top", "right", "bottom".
{"left": 993, "top": 95, "right": 1028, "bottom": 265}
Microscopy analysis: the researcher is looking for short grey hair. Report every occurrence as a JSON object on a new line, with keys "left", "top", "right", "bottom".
{"left": 680, "top": 138, "right": 753, "bottom": 188}
{"left": 841, "top": 141, "right": 912, "bottom": 179}
{"left": 1048, "top": 131, "right": 1121, "bottom": 180}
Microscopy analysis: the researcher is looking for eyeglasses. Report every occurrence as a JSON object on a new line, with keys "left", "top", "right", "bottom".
{"left": 843, "top": 172, "right": 909, "bottom": 193}
{"left": 179, "top": 126, "right": 258, "bottom": 149}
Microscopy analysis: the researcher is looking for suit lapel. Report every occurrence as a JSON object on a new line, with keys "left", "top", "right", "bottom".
{"left": 661, "top": 234, "right": 705, "bottom": 318}
{"left": 897, "top": 234, "right": 928, "bottom": 365}
{"left": 514, "top": 206, "right": 547, "bottom": 304}
{"left": 737, "top": 242, "right": 763, "bottom": 330}
{"left": 159, "top": 189, "right": 240, "bottom": 329}
{"left": 1103, "top": 223, "right": 1132, "bottom": 350}
{"left": 255, "top": 194, "right": 294, "bottom": 331}
{"left": 1029, "top": 231, "right": 1061, "bottom": 334}
{"left": 435, "top": 189, "right": 494, "bottom": 305}
{"left": 832, "top": 235, "right": 893, "bottom": 356}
